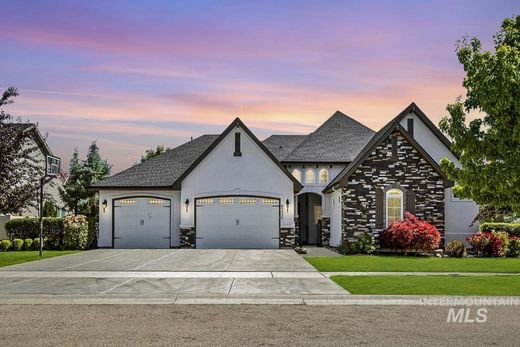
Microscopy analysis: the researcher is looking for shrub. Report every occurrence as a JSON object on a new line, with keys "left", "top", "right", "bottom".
{"left": 12, "top": 239, "right": 24, "bottom": 251}
{"left": 0, "top": 239, "right": 12, "bottom": 251}
{"left": 352, "top": 233, "right": 376, "bottom": 254}
{"left": 508, "top": 237, "right": 520, "bottom": 257}
{"left": 33, "top": 238, "right": 44, "bottom": 250}
{"left": 480, "top": 222, "right": 520, "bottom": 237}
{"left": 445, "top": 240, "right": 466, "bottom": 257}
{"left": 5, "top": 218, "right": 64, "bottom": 249}
{"left": 379, "top": 212, "right": 441, "bottom": 253}
{"left": 336, "top": 241, "right": 353, "bottom": 255}
{"left": 24, "top": 238, "right": 34, "bottom": 250}
{"left": 466, "top": 231, "right": 510, "bottom": 257}
{"left": 63, "top": 215, "right": 89, "bottom": 250}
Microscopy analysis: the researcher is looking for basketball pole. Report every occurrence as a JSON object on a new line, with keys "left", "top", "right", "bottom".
{"left": 39, "top": 177, "right": 44, "bottom": 257}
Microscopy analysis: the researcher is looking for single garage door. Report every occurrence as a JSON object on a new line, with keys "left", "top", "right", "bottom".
{"left": 195, "top": 196, "right": 280, "bottom": 249}
{"left": 113, "top": 197, "right": 171, "bottom": 248}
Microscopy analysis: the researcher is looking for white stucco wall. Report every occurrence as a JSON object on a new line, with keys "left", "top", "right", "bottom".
{"left": 400, "top": 112, "right": 479, "bottom": 239}
{"left": 290, "top": 164, "right": 345, "bottom": 217}
{"left": 98, "top": 190, "right": 181, "bottom": 247}
{"left": 329, "top": 190, "right": 342, "bottom": 247}
{"left": 181, "top": 126, "right": 295, "bottom": 228}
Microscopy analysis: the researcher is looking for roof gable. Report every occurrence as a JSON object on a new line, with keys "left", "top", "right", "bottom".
{"left": 324, "top": 122, "right": 451, "bottom": 193}
{"left": 281, "top": 111, "right": 375, "bottom": 163}
{"left": 174, "top": 118, "right": 303, "bottom": 192}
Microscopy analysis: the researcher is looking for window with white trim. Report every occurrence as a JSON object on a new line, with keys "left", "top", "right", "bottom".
{"left": 305, "top": 169, "right": 315, "bottom": 184}
{"left": 292, "top": 169, "right": 301, "bottom": 182}
{"left": 319, "top": 169, "right": 329, "bottom": 183}
{"left": 386, "top": 188, "right": 403, "bottom": 227}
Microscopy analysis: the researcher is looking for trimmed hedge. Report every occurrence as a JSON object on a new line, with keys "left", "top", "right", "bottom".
{"left": 480, "top": 223, "right": 520, "bottom": 237}
{"left": 5, "top": 218, "right": 64, "bottom": 249}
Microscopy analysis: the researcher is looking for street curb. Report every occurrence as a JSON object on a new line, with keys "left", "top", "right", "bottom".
{"left": 0, "top": 294, "right": 519, "bottom": 306}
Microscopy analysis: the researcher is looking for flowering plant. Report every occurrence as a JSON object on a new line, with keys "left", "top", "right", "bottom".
{"left": 379, "top": 212, "right": 441, "bottom": 253}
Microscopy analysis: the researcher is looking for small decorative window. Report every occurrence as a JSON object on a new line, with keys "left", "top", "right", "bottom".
{"left": 261, "top": 198, "right": 279, "bottom": 205}
{"left": 292, "top": 169, "right": 301, "bottom": 182}
{"left": 148, "top": 199, "right": 165, "bottom": 205}
{"left": 319, "top": 169, "right": 329, "bottom": 183}
{"left": 219, "top": 197, "right": 235, "bottom": 205}
{"left": 197, "top": 198, "right": 214, "bottom": 205}
{"left": 305, "top": 169, "right": 315, "bottom": 184}
{"left": 240, "top": 197, "right": 257, "bottom": 205}
{"left": 386, "top": 189, "right": 403, "bottom": 227}
{"left": 120, "top": 199, "right": 136, "bottom": 206}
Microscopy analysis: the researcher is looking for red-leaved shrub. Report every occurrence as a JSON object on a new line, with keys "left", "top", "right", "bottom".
{"left": 466, "top": 231, "right": 510, "bottom": 257}
{"left": 379, "top": 212, "right": 441, "bottom": 253}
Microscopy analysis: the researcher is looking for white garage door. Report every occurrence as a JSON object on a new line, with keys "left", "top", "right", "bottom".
{"left": 113, "top": 197, "right": 171, "bottom": 248}
{"left": 196, "top": 196, "right": 280, "bottom": 249}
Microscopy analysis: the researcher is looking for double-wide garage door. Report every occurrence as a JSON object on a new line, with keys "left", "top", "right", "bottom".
{"left": 196, "top": 196, "right": 280, "bottom": 249}
{"left": 113, "top": 197, "right": 171, "bottom": 248}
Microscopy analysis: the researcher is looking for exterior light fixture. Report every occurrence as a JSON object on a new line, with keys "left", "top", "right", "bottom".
{"left": 185, "top": 198, "right": 190, "bottom": 212}
{"left": 102, "top": 199, "right": 108, "bottom": 213}
{"left": 286, "top": 199, "right": 290, "bottom": 212}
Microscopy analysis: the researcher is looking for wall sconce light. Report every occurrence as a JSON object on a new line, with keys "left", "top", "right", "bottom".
{"left": 285, "top": 199, "right": 290, "bottom": 213}
{"left": 102, "top": 199, "right": 108, "bottom": 213}
{"left": 185, "top": 198, "right": 190, "bottom": 212}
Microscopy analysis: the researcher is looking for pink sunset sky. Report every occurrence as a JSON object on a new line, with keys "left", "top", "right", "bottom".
{"left": 1, "top": 1, "right": 518, "bottom": 172}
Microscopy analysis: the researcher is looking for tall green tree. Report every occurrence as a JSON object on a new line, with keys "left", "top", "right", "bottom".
{"left": 440, "top": 15, "right": 520, "bottom": 213}
{"left": 0, "top": 87, "right": 43, "bottom": 214}
{"left": 83, "top": 141, "right": 111, "bottom": 216}
{"left": 141, "top": 145, "right": 170, "bottom": 163}
{"left": 60, "top": 142, "right": 111, "bottom": 217}
{"left": 59, "top": 148, "right": 87, "bottom": 215}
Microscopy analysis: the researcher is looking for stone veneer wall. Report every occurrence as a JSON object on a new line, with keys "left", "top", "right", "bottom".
{"left": 294, "top": 216, "right": 300, "bottom": 246}
{"left": 279, "top": 228, "right": 296, "bottom": 248}
{"left": 342, "top": 130, "right": 445, "bottom": 243}
{"left": 321, "top": 217, "right": 331, "bottom": 247}
{"left": 180, "top": 227, "right": 196, "bottom": 248}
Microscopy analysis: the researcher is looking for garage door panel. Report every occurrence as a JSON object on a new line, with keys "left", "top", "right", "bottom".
{"left": 114, "top": 197, "right": 171, "bottom": 249}
{"left": 196, "top": 196, "right": 279, "bottom": 249}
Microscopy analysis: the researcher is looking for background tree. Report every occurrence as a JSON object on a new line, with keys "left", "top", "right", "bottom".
{"left": 0, "top": 87, "right": 43, "bottom": 214}
{"left": 83, "top": 141, "right": 111, "bottom": 216}
{"left": 59, "top": 148, "right": 87, "bottom": 215}
{"left": 42, "top": 200, "right": 58, "bottom": 217}
{"left": 439, "top": 15, "right": 520, "bottom": 215}
{"left": 60, "top": 142, "right": 111, "bottom": 217}
{"left": 141, "top": 145, "right": 170, "bottom": 163}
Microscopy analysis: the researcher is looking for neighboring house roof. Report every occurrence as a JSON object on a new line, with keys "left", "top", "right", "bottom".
{"left": 323, "top": 116, "right": 452, "bottom": 193}
{"left": 90, "top": 134, "right": 219, "bottom": 189}
{"left": 262, "top": 135, "right": 307, "bottom": 161}
{"left": 91, "top": 118, "right": 303, "bottom": 192}
{"left": 10, "top": 123, "right": 53, "bottom": 156}
{"left": 280, "top": 111, "right": 375, "bottom": 163}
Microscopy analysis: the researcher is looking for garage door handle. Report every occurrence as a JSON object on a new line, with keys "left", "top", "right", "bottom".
{"left": 272, "top": 237, "right": 279, "bottom": 239}
{"left": 114, "top": 237, "right": 122, "bottom": 239}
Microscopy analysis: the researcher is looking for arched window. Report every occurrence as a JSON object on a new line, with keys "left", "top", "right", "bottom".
{"left": 292, "top": 169, "right": 301, "bottom": 182}
{"left": 386, "top": 188, "right": 403, "bottom": 227}
{"left": 319, "top": 169, "right": 329, "bottom": 183}
{"left": 305, "top": 169, "right": 315, "bottom": 184}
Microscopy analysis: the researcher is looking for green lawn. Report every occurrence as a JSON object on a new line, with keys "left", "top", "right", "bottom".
{"left": 331, "top": 275, "right": 520, "bottom": 296}
{"left": 0, "top": 251, "right": 79, "bottom": 267}
{"left": 305, "top": 255, "right": 520, "bottom": 273}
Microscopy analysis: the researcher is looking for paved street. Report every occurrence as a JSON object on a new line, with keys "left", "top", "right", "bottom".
{"left": 0, "top": 304, "right": 518, "bottom": 346}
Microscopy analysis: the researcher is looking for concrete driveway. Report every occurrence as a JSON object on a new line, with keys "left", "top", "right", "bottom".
{"left": 0, "top": 249, "right": 347, "bottom": 303}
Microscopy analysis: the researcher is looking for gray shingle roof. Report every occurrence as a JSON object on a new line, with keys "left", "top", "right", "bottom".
{"left": 91, "top": 135, "right": 219, "bottom": 188}
{"left": 281, "top": 111, "right": 375, "bottom": 162}
{"left": 262, "top": 135, "right": 307, "bottom": 161}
